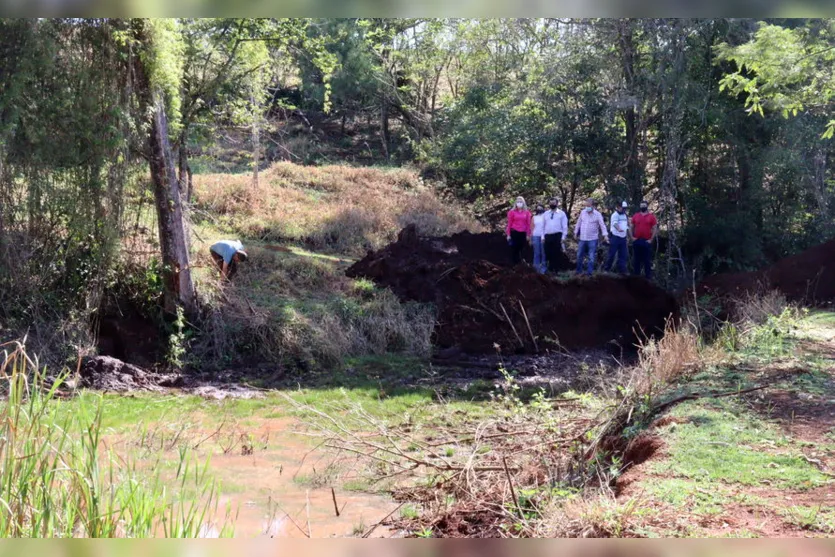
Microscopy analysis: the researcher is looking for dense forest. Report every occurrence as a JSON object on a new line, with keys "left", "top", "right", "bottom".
{"left": 1, "top": 18, "right": 834, "bottom": 352}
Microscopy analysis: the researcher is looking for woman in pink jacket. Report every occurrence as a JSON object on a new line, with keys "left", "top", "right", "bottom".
{"left": 506, "top": 196, "right": 531, "bottom": 265}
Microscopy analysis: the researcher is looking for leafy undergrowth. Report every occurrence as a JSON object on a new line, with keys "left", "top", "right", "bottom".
{"left": 608, "top": 309, "right": 835, "bottom": 538}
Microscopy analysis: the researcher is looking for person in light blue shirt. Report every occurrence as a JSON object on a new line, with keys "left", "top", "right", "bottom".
{"left": 604, "top": 201, "right": 630, "bottom": 274}
{"left": 209, "top": 240, "right": 248, "bottom": 280}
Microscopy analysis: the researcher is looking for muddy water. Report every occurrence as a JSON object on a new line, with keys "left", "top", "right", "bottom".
{"left": 206, "top": 451, "right": 395, "bottom": 538}
{"left": 115, "top": 418, "right": 397, "bottom": 538}
{"left": 199, "top": 420, "right": 396, "bottom": 538}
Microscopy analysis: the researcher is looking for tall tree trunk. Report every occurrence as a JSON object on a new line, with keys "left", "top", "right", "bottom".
{"left": 251, "top": 95, "right": 261, "bottom": 191}
{"left": 177, "top": 131, "right": 191, "bottom": 202}
{"left": 149, "top": 94, "right": 196, "bottom": 316}
{"left": 380, "top": 97, "right": 390, "bottom": 161}
{"left": 618, "top": 19, "right": 643, "bottom": 205}
{"left": 811, "top": 148, "right": 828, "bottom": 215}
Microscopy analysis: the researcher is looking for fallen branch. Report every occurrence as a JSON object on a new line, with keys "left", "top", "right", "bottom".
{"left": 503, "top": 455, "right": 523, "bottom": 520}
{"left": 331, "top": 487, "right": 341, "bottom": 517}
{"left": 499, "top": 302, "right": 525, "bottom": 348}
{"left": 518, "top": 301, "right": 539, "bottom": 353}
{"left": 362, "top": 503, "right": 404, "bottom": 538}
{"left": 651, "top": 383, "right": 773, "bottom": 416}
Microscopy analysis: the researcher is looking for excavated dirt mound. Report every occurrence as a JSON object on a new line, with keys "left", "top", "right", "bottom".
{"left": 699, "top": 239, "right": 835, "bottom": 305}
{"left": 348, "top": 225, "right": 678, "bottom": 353}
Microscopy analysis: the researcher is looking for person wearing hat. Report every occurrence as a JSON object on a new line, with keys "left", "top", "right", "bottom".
{"left": 209, "top": 239, "right": 248, "bottom": 280}
{"left": 604, "top": 201, "right": 630, "bottom": 274}
{"left": 631, "top": 200, "right": 658, "bottom": 280}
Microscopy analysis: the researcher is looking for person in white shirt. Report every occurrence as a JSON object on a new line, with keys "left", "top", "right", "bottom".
{"left": 604, "top": 201, "right": 630, "bottom": 274}
{"left": 542, "top": 198, "right": 568, "bottom": 273}
{"left": 530, "top": 203, "right": 547, "bottom": 273}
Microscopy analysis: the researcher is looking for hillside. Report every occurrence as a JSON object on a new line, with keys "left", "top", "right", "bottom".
{"left": 192, "top": 162, "right": 478, "bottom": 257}
{"left": 99, "top": 163, "right": 480, "bottom": 375}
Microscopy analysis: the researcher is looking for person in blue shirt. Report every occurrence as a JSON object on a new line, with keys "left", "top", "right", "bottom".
{"left": 209, "top": 240, "right": 248, "bottom": 280}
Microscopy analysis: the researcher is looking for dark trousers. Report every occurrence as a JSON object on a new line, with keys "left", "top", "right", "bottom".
{"left": 544, "top": 232, "right": 563, "bottom": 273}
{"left": 509, "top": 230, "right": 527, "bottom": 264}
{"left": 211, "top": 251, "right": 238, "bottom": 279}
{"left": 605, "top": 235, "right": 628, "bottom": 274}
{"left": 633, "top": 238, "right": 653, "bottom": 280}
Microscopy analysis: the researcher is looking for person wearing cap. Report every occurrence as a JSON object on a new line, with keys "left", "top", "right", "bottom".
{"left": 604, "top": 201, "right": 630, "bottom": 274}
{"left": 631, "top": 201, "right": 658, "bottom": 280}
{"left": 209, "top": 239, "right": 248, "bottom": 280}
{"left": 573, "top": 198, "right": 608, "bottom": 276}
{"left": 542, "top": 197, "right": 568, "bottom": 273}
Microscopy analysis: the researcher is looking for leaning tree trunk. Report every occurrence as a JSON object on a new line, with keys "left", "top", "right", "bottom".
{"left": 149, "top": 93, "right": 196, "bottom": 316}
{"left": 177, "top": 130, "right": 192, "bottom": 202}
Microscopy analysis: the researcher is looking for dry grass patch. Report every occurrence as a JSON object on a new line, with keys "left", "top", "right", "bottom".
{"left": 191, "top": 245, "right": 436, "bottom": 369}
{"left": 193, "top": 162, "right": 479, "bottom": 256}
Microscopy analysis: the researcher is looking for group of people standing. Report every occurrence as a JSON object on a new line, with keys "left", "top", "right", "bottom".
{"left": 506, "top": 196, "right": 658, "bottom": 279}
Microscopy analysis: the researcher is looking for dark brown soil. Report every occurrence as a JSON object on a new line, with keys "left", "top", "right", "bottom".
{"left": 621, "top": 433, "right": 664, "bottom": 469}
{"left": 80, "top": 355, "right": 183, "bottom": 392}
{"left": 699, "top": 239, "right": 835, "bottom": 305}
{"left": 96, "top": 313, "right": 164, "bottom": 368}
{"left": 75, "top": 355, "right": 264, "bottom": 399}
{"left": 347, "top": 225, "right": 678, "bottom": 354}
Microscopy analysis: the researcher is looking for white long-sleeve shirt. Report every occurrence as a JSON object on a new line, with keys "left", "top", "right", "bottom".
{"left": 542, "top": 209, "right": 568, "bottom": 237}
{"left": 532, "top": 213, "right": 546, "bottom": 238}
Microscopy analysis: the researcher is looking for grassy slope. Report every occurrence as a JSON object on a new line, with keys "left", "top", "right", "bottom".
{"left": 611, "top": 310, "right": 835, "bottom": 538}
{"left": 183, "top": 162, "right": 479, "bottom": 371}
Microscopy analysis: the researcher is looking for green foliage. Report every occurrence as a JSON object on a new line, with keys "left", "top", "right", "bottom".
{"left": 141, "top": 19, "right": 185, "bottom": 133}
{"left": 717, "top": 21, "right": 835, "bottom": 131}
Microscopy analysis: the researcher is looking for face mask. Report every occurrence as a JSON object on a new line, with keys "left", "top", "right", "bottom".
{"left": 640, "top": 206, "right": 648, "bottom": 213}
{"left": 586, "top": 207, "right": 593, "bottom": 213}
{"left": 516, "top": 202, "right": 523, "bottom": 209}
{"left": 549, "top": 203, "right": 557, "bottom": 209}
{"left": 535, "top": 208, "right": 544, "bottom": 214}
{"left": 617, "top": 208, "right": 624, "bottom": 214}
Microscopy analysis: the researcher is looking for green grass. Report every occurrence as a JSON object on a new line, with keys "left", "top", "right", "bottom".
{"left": 645, "top": 478, "right": 729, "bottom": 516}
{"left": 782, "top": 505, "right": 835, "bottom": 534}
{"left": 0, "top": 344, "right": 230, "bottom": 538}
{"left": 653, "top": 399, "right": 828, "bottom": 489}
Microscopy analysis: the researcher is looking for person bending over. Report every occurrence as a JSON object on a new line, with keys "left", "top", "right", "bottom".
{"left": 210, "top": 239, "right": 248, "bottom": 280}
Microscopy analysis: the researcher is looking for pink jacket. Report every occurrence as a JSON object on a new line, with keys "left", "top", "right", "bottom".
{"left": 506, "top": 209, "right": 532, "bottom": 236}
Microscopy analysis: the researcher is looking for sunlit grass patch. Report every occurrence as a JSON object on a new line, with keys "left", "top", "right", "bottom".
{"left": 653, "top": 399, "right": 828, "bottom": 489}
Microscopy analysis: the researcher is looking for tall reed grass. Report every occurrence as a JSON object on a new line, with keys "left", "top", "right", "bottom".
{"left": 0, "top": 341, "right": 231, "bottom": 538}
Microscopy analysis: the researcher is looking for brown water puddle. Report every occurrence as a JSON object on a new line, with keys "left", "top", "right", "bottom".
{"left": 110, "top": 417, "right": 397, "bottom": 538}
